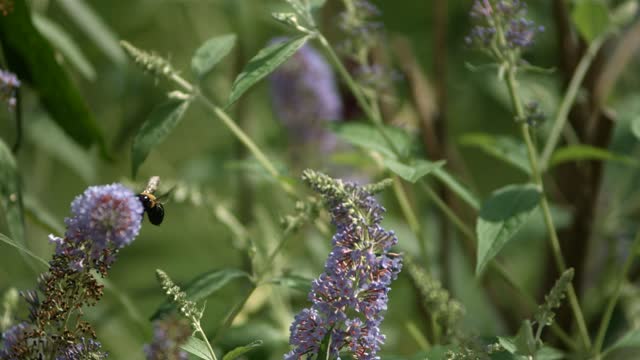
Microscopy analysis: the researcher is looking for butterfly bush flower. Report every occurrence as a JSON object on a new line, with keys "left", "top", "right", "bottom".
{"left": 144, "top": 317, "right": 191, "bottom": 360}
{"left": 0, "top": 184, "right": 143, "bottom": 359}
{"left": 285, "top": 171, "right": 402, "bottom": 360}
{"left": 466, "top": 0, "right": 543, "bottom": 60}
{"left": 0, "top": 69, "right": 19, "bottom": 111}
{"left": 269, "top": 39, "right": 343, "bottom": 152}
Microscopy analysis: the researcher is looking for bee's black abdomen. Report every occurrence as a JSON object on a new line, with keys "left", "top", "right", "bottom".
{"left": 147, "top": 203, "right": 164, "bottom": 225}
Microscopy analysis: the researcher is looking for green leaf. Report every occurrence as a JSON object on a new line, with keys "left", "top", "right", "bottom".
{"left": 23, "top": 194, "right": 65, "bottom": 236}
{"left": 383, "top": 158, "right": 446, "bottom": 183}
{"left": 432, "top": 167, "right": 480, "bottom": 211}
{"left": 572, "top": 0, "right": 611, "bottom": 43}
{"left": 513, "top": 320, "right": 537, "bottom": 356}
{"left": 268, "top": 274, "right": 313, "bottom": 292}
{"left": 222, "top": 340, "right": 263, "bottom": 360}
{"left": 611, "top": 0, "right": 638, "bottom": 28}
{"left": 192, "top": 34, "right": 237, "bottom": 78}
{"left": 227, "top": 35, "right": 311, "bottom": 107}
{"left": 56, "top": 0, "right": 126, "bottom": 64}
{"left": 151, "top": 268, "right": 251, "bottom": 320}
{"left": 0, "top": 233, "right": 48, "bottom": 267}
{"left": 132, "top": 99, "right": 190, "bottom": 177}
{"left": 459, "top": 133, "right": 530, "bottom": 175}
{"left": 604, "top": 328, "right": 640, "bottom": 355}
{"left": 32, "top": 14, "right": 96, "bottom": 81}
{"left": 181, "top": 337, "right": 214, "bottom": 360}
{"left": 0, "top": 139, "right": 24, "bottom": 250}
{"left": 630, "top": 115, "right": 640, "bottom": 141}
{"left": 0, "top": 0, "right": 104, "bottom": 150}
{"left": 535, "top": 346, "right": 565, "bottom": 360}
{"left": 548, "top": 144, "right": 637, "bottom": 168}
{"left": 27, "top": 115, "right": 97, "bottom": 184}
{"left": 330, "top": 122, "right": 413, "bottom": 160}
{"left": 476, "top": 184, "right": 541, "bottom": 275}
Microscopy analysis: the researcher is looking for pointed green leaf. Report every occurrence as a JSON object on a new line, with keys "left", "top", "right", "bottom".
{"left": 572, "top": 0, "right": 611, "bottom": 43}
{"left": 32, "top": 14, "right": 96, "bottom": 81}
{"left": 459, "top": 133, "right": 530, "bottom": 175}
{"left": 604, "top": 328, "right": 640, "bottom": 354}
{"left": 56, "top": 0, "right": 126, "bottom": 64}
{"left": 222, "top": 340, "right": 263, "bottom": 360}
{"left": 268, "top": 274, "right": 313, "bottom": 292}
{"left": 631, "top": 115, "right": 640, "bottom": 141}
{"left": 27, "top": 115, "right": 97, "bottom": 184}
{"left": 227, "top": 35, "right": 311, "bottom": 107}
{"left": 383, "top": 158, "right": 446, "bottom": 183}
{"left": 0, "top": 0, "right": 105, "bottom": 150}
{"left": 181, "top": 337, "right": 214, "bottom": 360}
{"left": 151, "top": 268, "right": 251, "bottom": 320}
{"left": 0, "top": 233, "right": 48, "bottom": 267}
{"left": 23, "top": 194, "right": 65, "bottom": 236}
{"left": 132, "top": 99, "right": 190, "bottom": 177}
{"left": 330, "top": 122, "right": 413, "bottom": 160}
{"left": 513, "top": 320, "right": 537, "bottom": 356}
{"left": 549, "top": 144, "right": 637, "bottom": 168}
{"left": 432, "top": 167, "right": 480, "bottom": 211}
{"left": 0, "top": 139, "right": 24, "bottom": 249}
{"left": 192, "top": 34, "right": 237, "bottom": 78}
{"left": 535, "top": 346, "right": 565, "bottom": 360}
{"left": 476, "top": 184, "right": 541, "bottom": 275}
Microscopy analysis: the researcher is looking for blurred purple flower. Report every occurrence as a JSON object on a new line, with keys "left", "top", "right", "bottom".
{"left": 269, "top": 38, "right": 343, "bottom": 152}
{"left": 0, "top": 322, "right": 31, "bottom": 359}
{"left": 466, "top": 0, "right": 543, "bottom": 52}
{"left": 0, "top": 69, "right": 19, "bottom": 111}
{"left": 52, "top": 183, "right": 143, "bottom": 270}
{"left": 144, "top": 317, "right": 191, "bottom": 360}
{"left": 56, "top": 338, "right": 108, "bottom": 360}
{"left": 285, "top": 172, "right": 402, "bottom": 360}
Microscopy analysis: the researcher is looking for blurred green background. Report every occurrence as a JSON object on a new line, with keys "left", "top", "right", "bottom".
{"left": 2, "top": 0, "right": 640, "bottom": 359}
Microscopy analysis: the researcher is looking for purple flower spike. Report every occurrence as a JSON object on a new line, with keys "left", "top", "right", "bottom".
{"left": 285, "top": 171, "right": 402, "bottom": 360}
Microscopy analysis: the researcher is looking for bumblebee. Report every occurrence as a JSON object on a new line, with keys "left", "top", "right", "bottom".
{"left": 138, "top": 192, "right": 165, "bottom": 225}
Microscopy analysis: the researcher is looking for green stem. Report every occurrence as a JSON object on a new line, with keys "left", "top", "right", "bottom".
{"left": 316, "top": 34, "right": 401, "bottom": 157}
{"left": 593, "top": 230, "right": 640, "bottom": 354}
{"left": 505, "top": 67, "right": 592, "bottom": 349}
{"left": 540, "top": 36, "right": 605, "bottom": 169}
{"left": 168, "top": 73, "right": 297, "bottom": 197}
{"left": 419, "top": 181, "right": 578, "bottom": 350}
{"left": 392, "top": 177, "right": 429, "bottom": 262}
{"left": 194, "top": 320, "right": 219, "bottom": 360}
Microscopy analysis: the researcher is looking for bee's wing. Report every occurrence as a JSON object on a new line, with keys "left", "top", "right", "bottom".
{"left": 155, "top": 185, "right": 176, "bottom": 203}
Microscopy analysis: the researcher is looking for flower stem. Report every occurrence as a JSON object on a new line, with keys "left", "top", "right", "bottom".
{"left": 593, "top": 230, "right": 640, "bottom": 354}
{"left": 194, "top": 320, "right": 219, "bottom": 360}
{"left": 539, "top": 36, "right": 606, "bottom": 169}
{"left": 505, "top": 67, "right": 592, "bottom": 349}
{"left": 392, "top": 177, "right": 430, "bottom": 262}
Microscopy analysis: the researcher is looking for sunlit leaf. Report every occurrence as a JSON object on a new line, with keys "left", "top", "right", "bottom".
{"left": 476, "top": 184, "right": 541, "bottom": 275}
{"left": 32, "top": 14, "right": 96, "bottom": 81}
{"left": 268, "top": 274, "right": 313, "bottom": 292}
{"left": 0, "top": 139, "right": 24, "bottom": 250}
{"left": 151, "top": 268, "right": 251, "bottom": 320}
{"left": 181, "top": 337, "right": 214, "bottom": 360}
{"left": 192, "top": 34, "right": 237, "bottom": 78}
{"left": 56, "top": 0, "right": 126, "bottom": 64}
{"left": 222, "top": 340, "right": 263, "bottom": 360}
{"left": 572, "top": 0, "right": 611, "bottom": 43}
{"left": 383, "top": 158, "right": 446, "bottom": 183}
{"left": 459, "top": 133, "right": 530, "bottom": 175}
{"left": 549, "top": 144, "right": 637, "bottom": 168}
{"left": 132, "top": 99, "right": 191, "bottom": 177}
{"left": 0, "top": 0, "right": 105, "bottom": 150}
{"left": 227, "top": 35, "right": 311, "bottom": 107}
{"left": 330, "top": 122, "right": 413, "bottom": 160}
